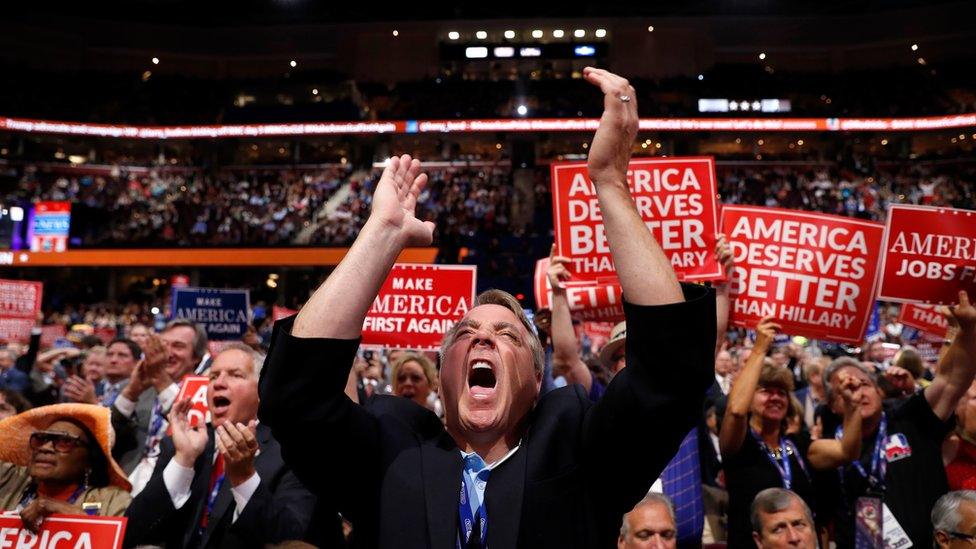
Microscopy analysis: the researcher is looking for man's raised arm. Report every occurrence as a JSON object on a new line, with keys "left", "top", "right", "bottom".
{"left": 291, "top": 154, "right": 435, "bottom": 339}
{"left": 583, "top": 67, "right": 683, "bottom": 306}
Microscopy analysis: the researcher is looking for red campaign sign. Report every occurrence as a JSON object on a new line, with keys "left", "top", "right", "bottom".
{"left": 272, "top": 305, "right": 299, "bottom": 322}
{"left": 582, "top": 321, "right": 616, "bottom": 352}
{"left": 722, "top": 206, "right": 884, "bottom": 344}
{"left": 551, "top": 157, "right": 723, "bottom": 282}
{"left": 0, "top": 513, "right": 126, "bottom": 548}
{"left": 361, "top": 264, "right": 476, "bottom": 350}
{"left": 533, "top": 258, "right": 625, "bottom": 322}
{"left": 898, "top": 303, "right": 948, "bottom": 338}
{"left": 0, "top": 279, "right": 43, "bottom": 319}
{"left": 40, "top": 324, "right": 68, "bottom": 347}
{"left": 174, "top": 376, "right": 211, "bottom": 428}
{"left": 878, "top": 205, "right": 976, "bottom": 305}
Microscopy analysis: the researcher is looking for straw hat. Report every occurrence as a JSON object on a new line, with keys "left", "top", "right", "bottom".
{"left": 598, "top": 321, "right": 628, "bottom": 368}
{"left": 0, "top": 403, "right": 131, "bottom": 491}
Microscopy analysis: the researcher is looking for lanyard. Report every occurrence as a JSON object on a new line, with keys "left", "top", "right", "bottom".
{"left": 143, "top": 399, "right": 166, "bottom": 457}
{"left": 836, "top": 412, "right": 888, "bottom": 493}
{"left": 751, "top": 430, "right": 795, "bottom": 490}
{"left": 458, "top": 477, "right": 488, "bottom": 549}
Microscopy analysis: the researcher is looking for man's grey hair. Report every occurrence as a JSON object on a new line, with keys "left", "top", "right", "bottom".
{"left": 932, "top": 490, "right": 976, "bottom": 542}
{"left": 215, "top": 342, "right": 265, "bottom": 380}
{"left": 822, "top": 356, "right": 877, "bottom": 405}
{"left": 751, "top": 488, "right": 814, "bottom": 534}
{"left": 164, "top": 318, "right": 210, "bottom": 360}
{"left": 439, "top": 289, "right": 545, "bottom": 375}
{"left": 620, "top": 492, "right": 676, "bottom": 537}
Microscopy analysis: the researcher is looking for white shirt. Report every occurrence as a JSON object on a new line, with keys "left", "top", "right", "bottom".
{"left": 162, "top": 453, "right": 261, "bottom": 522}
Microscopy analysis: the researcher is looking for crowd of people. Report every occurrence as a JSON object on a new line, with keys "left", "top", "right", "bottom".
{"left": 1, "top": 68, "right": 975, "bottom": 549}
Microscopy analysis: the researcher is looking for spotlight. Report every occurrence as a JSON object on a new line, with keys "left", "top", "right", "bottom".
{"left": 532, "top": 29, "right": 543, "bottom": 38}
{"left": 697, "top": 74, "right": 704, "bottom": 81}
{"left": 647, "top": 25, "right": 655, "bottom": 32}
{"left": 553, "top": 29, "right": 565, "bottom": 38}
{"left": 151, "top": 57, "right": 159, "bottom": 65}
{"left": 476, "top": 30, "right": 488, "bottom": 39}
{"left": 392, "top": 30, "right": 399, "bottom": 37}
{"left": 574, "top": 29, "right": 585, "bottom": 38}
{"left": 759, "top": 52, "right": 766, "bottom": 60}
{"left": 504, "top": 30, "right": 516, "bottom": 39}
{"left": 595, "top": 29, "right": 607, "bottom": 38}
{"left": 516, "top": 104, "right": 528, "bottom": 116}
{"left": 448, "top": 31, "right": 460, "bottom": 40}
{"left": 289, "top": 60, "right": 297, "bottom": 68}
{"left": 911, "top": 44, "right": 918, "bottom": 51}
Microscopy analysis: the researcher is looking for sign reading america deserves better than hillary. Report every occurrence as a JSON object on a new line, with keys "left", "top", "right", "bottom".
{"left": 721, "top": 206, "right": 884, "bottom": 343}
{"left": 362, "top": 264, "right": 476, "bottom": 350}
{"left": 551, "top": 157, "right": 723, "bottom": 282}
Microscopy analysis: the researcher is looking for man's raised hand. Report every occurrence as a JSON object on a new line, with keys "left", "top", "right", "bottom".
{"left": 582, "top": 67, "right": 639, "bottom": 186}
{"left": 370, "top": 154, "right": 435, "bottom": 247}
{"left": 170, "top": 398, "right": 209, "bottom": 468}
{"left": 547, "top": 244, "right": 572, "bottom": 294}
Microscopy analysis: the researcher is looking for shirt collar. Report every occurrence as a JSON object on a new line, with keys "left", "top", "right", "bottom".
{"left": 459, "top": 442, "right": 521, "bottom": 471}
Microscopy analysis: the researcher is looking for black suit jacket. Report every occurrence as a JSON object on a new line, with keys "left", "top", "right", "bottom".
{"left": 123, "top": 424, "right": 339, "bottom": 548}
{"left": 259, "top": 284, "right": 715, "bottom": 548}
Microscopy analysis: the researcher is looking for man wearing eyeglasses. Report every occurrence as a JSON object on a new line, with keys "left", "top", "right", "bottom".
{"left": 260, "top": 68, "right": 716, "bottom": 548}
{"left": 933, "top": 490, "right": 976, "bottom": 548}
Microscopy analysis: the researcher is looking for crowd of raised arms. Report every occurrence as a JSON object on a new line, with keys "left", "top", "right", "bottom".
{"left": 1, "top": 68, "right": 976, "bottom": 549}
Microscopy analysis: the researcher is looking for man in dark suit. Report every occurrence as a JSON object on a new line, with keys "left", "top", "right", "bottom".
{"left": 125, "top": 343, "right": 337, "bottom": 548}
{"left": 259, "top": 68, "right": 715, "bottom": 548}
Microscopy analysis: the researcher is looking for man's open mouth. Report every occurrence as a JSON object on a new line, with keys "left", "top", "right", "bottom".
{"left": 468, "top": 361, "right": 497, "bottom": 390}
{"left": 212, "top": 396, "right": 231, "bottom": 413}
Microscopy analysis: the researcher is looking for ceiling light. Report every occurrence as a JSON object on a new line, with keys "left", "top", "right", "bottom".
{"left": 289, "top": 60, "right": 297, "bottom": 68}
{"left": 553, "top": 29, "right": 565, "bottom": 38}
{"left": 574, "top": 29, "right": 585, "bottom": 38}
{"left": 448, "top": 31, "right": 460, "bottom": 40}
{"left": 595, "top": 29, "right": 607, "bottom": 38}
{"left": 504, "top": 30, "right": 516, "bottom": 39}
{"left": 476, "top": 30, "right": 488, "bottom": 39}
{"left": 532, "top": 29, "right": 543, "bottom": 38}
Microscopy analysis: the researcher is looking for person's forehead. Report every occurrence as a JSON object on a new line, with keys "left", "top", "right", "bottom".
{"left": 108, "top": 342, "right": 133, "bottom": 355}
{"left": 162, "top": 325, "right": 196, "bottom": 343}
{"left": 399, "top": 360, "right": 425, "bottom": 373}
{"left": 832, "top": 364, "right": 872, "bottom": 383}
{"left": 462, "top": 304, "right": 523, "bottom": 326}
{"left": 959, "top": 500, "right": 976, "bottom": 531}
{"left": 46, "top": 420, "right": 86, "bottom": 437}
{"left": 211, "top": 349, "right": 253, "bottom": 374}
{"left": 762, "top": 499, "right": 806, "bottom": 525}
{"left": 630, "top": 501, "right": 674, "bottom": 528}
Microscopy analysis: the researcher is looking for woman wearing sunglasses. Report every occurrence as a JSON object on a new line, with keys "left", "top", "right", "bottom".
{"left": 0, "top": 403, "right": 131, "bottom": 531}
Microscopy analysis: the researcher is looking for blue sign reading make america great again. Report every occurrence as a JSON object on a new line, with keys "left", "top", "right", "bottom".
{"left": 171, "top": 287, "right": 251, "bottom": 341}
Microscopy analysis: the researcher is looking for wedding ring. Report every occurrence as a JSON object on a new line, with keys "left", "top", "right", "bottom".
{"left": 619, "top": 95, "right": 631, "bottom": 102}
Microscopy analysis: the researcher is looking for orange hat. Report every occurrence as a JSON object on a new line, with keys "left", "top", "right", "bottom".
{"left": 0, "top": 404, "right": 131, "bottom": 492}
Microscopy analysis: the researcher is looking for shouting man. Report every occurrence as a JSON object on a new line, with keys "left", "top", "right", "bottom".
{"left": 259, "top": 68, "right": 715, "bottom": 548}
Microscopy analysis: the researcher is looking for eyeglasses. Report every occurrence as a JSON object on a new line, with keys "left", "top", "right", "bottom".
{"left": 29, "top": 431, "right": 89, "bottom": 453}
{"left": 945, "top": 531, "right": 976, "bottom": 545}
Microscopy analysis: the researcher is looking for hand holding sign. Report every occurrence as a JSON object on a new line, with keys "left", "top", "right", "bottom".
{"left": 170, "top": 398, "right": 209, "bottom": 468}
{"left": 547, "top": 245, "right": 572, "bottom": 294}
{"left": 945, "top": 291, "right": 976, "bottom": 336}
{"left": 754, "top": 316, "right": 782, "bottom": 354}
{"left": 370, "top": 154, "right": 435, "bottom": 248}
{"left": 715, "top": 233, "right": 734, "bottom": 281}
{"left": 19, "top": 497, "right": 79, "bottom": 533}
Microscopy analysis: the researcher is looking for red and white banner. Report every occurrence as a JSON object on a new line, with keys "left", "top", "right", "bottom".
{"left": 0, "top": 514, "right": 126, "bottom": 549}
{"left": 0, "top": 279, "right": 43, "bottom": 343}
{"left": 40, "top": 324, "right": 68, "bottom": 348}
{"left": 898, "top": 303, "right": 949, "bottom": 338}
{"left": 175, "top": 376, "right": 211, "bottom": 428}
{"left": 2, "top": 114, "right": 975, "bottom": 138}
{"left": 533, "top": 258, "right": 625, "bottom": 322}
{"left": 272, "top": 305, "right": 299, "bottom": 322}
{"left": 361, "top": 264, "right": 476, "bottom": 350}
{"left": 878, "top": 205, "right": 976, "bottom": 305}
{"left": 582, "top": 321, "right": 616, "bottom": 352}
{"left": 551, "top": 157, "right": 722, "bottom": 282}
{"left": 722, "top": 206, "right": 884, "bottom": 343}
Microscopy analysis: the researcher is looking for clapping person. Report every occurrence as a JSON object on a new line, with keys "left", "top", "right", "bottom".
{"left": 0, "top": 403, "right": 132, "bottom": 526}
{"left": 124, "top": 343, "right": 334, "bottom": 548}
{"left": 719, "top": 316, "right": 815, "bottom": 549}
